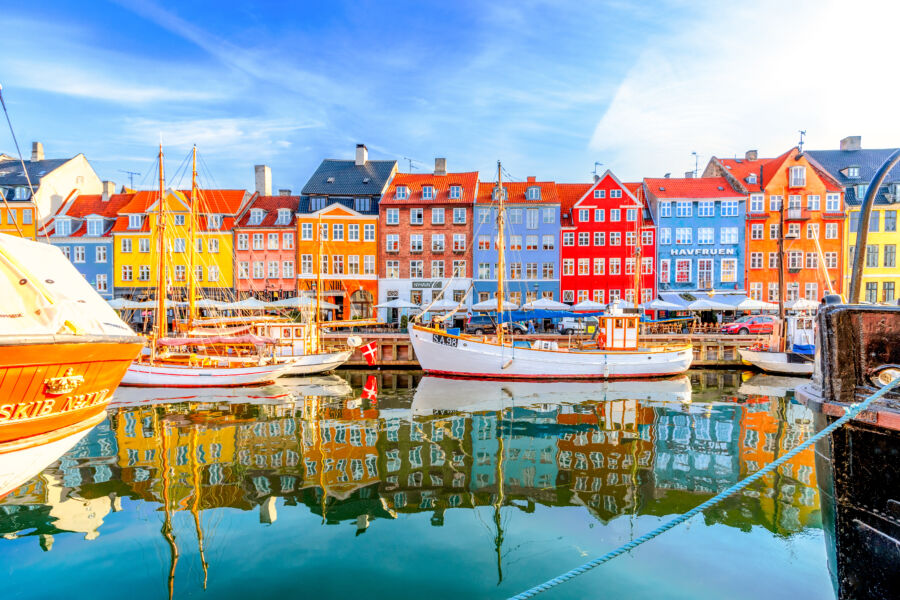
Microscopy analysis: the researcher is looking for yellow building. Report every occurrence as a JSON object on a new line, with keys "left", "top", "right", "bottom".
{"left": 112, "top": 188, "right": 250, "bottom": 299}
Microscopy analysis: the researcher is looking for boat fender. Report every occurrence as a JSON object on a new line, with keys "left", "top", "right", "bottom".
{"left": 347, "top": 336, "right": 363, "bottom": 348}
{"left": 502, "top": 358, "right": 514, "bottom": 370}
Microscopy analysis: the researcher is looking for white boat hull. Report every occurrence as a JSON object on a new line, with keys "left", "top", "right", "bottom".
{"left": 738, "top": 349, "right": 814, "bottom": 376}
{"left": 121, "top": 360, "right": 293, "bottom": 388}
{"left": 284, "top": 350, "right": 353, "bottom": 375}
{"left": 409, "top": 326, "right": 692, "bottom": 379}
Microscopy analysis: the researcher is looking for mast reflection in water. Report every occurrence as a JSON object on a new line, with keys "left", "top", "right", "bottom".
{"left": 0, "top": 372, "right": 835, "bottom": 600}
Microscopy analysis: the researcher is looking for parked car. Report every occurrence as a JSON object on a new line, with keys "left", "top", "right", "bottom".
{"left": 557, "top": 316, "right": 600, "bottom": 335}
{"left": 465, "top": 315, "right": 527, "bottom": 335}
{"left": 720, "top": 315, "right": 778, "bottom": 335}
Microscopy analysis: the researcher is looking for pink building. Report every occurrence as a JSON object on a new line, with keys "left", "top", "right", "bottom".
{"left": 234, "top": 194, "right": 300, "bottom": 300}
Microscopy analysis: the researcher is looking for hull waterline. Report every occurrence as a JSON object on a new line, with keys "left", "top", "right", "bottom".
{"left": 284, "top": 350, "right": 353, "bottom": 375}
{"left": 120, "top": 360, "right": 294, "bottom": 388}
{"left": 738, "top": 349, "right": 814, "bottom": 375}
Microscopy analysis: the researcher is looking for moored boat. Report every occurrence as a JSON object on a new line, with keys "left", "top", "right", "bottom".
{"left": 0, "top": 233, "right": 143, "bottom": 448}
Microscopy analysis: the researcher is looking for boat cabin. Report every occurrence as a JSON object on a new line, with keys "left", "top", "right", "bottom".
{"left": 253, "top": 321, "right": 311, "bottom": 357}
{"left": 598, "top": 304, "right": 639, "bottom": 350}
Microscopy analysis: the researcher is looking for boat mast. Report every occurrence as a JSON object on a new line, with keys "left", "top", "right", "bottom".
{"left": 315, "top": 213, "right": 323, "bottom": 353}
{"left": 187, "top": 145, "right": 198, "bottom": 328}
{"left": 190, "top": 427, "right": 209, "bottom": 590}
{"left": 496, "top": 161, "right": 505, "bottom": 347}
{"left": 155, "top": 144, "right": 168, "bottom": 347}
{"left": 777, "top": 187, "right": 786, "bottom": 353}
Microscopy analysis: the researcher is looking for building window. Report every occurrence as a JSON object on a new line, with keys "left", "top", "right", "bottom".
{"left": 526, "top": 208, "right": 539, "bottom": 229}
{"left": 806, "top": 223, "right": 819, "bottom": 239}
{"left": 659, "top": 259, "right": 669, "bottom": 282}
{"left": 542, "top": 262, "right": 554, "bottom": 279}
{"left": 332, "top": 224, "right": 344, "bottom": 241}
{"left": 825, "top": 252, "right": 838, "bottom": 269}
{"left": 508, "top": 208, "right": 522, "bottom": 224}
{"left": 562, "top": 259, "right": 574, "bottom": 276}
{"left": 642, "top": 257, "right": 653, "bottom": 274}
{"left": 769, "top": 252, "right": 780, "bottom": 269}
{"left": 85, "top": 219, "right": 103, "bottom": 237}
{"left": 885, "top": 244, "right": 896, "bottom": 268}
{"left": 675, "top": 228, "right": 692, "bottom": 244}
{"left": 591, "top": 231, "right": 603, "bottom": 246}
{"left": 120, "top": 238, "right": 132, "bottom": 253}
{"left": 610, "top": 209, "right": 621, "bottom": 221}
{"left": 625, "top": 231, "right": 636, "bottom": 246}
{"left": 720, "top": 227, "right": 738, "bottom": 244}
{"left": 364, "top": 223, "right": 375, "bottom": 241}
{"left": 626, "top": 208, "right": 637, "bottom": 221}
{"left": 610, "top": 189, "right": 622, "bottom": 199}
{"left": 453, "top": 234, "right": 466, "bottom": 252}
{"left": 675, "top": 259, "right": 691, "bottom": 283}
{"left": 478, "top": 263, "right": 490, "bottom": 280}
{"left": 347, "top": 255, "right": 359, "bottom": 275}
{"left": 610, "top": 232, "right": 621, "bottom": 245}
{"left": 884, "top": 282, "right": 896, "bottom": 303}
{"left": 299, "top": 223, "right": 312, "bottom": 241}
{"left": 449, "top": 186, "right": 462, "bottom": 200}
{"left": 675, "top": 202, "right": 692, "bottom": 218}
{"left": 395, "top": 186, "right": 409, "bottom": 200}
{"left": 280, "top": 233, "right": 293, "bottom": 250}
{"left": 543, "top": 207, "right": 555, "bottom": 224}
{"left": 578, "top": 232, "right": 589, "bottom": 246}
{"left": 364, "top": 255, "right": 375, "bottom": 274}
{"left": 578, "top": 258, "right": 589, "bottom": 276}
{"left": 659, "top": 202, "right": 671, "bottom": 217}
{"left": 431, "top": 234, "right": 444, "bottom": 252}
{"left": 332, "top": 256, "right": 343, "bottom": 275}
{"left": 768, "top": 283, "right": 779, "bottom": 302}
{"left": 698, "top": 201, "right": 714, "bottom": 217}
{"left": 750, "top": 282, "right": 762, "bottom": 301}
{"left": 121, "top": 265, "right": 133, "bottom": 281}
{"left": 806, "top": 252, "right": 818, "bottom": 269}
{"left": 138, "top": 266, "right": 150, "bottom": 281}
{"left": 721, "top": 200, "right": 738, "bottom": 217}
{"left": 593, "top": 257, "right": 605, "bottom": 275}
{"left": 865, "top": 282, "right": 878, "bottom": 303}
{"left": 22, "top": 209, "right": 32, "bottom": 224}
{"left": 411, "top": 234, "right": 424, "bottom": 252}
{"left": 697, "top": 259, "right": 713, "bottom": 288}
{"left": 386, "top": 234, "right": 399, "bottom": 252}
{"left": 453, "top": 260, "right": 466, "bottom": 277}
{"left": 750, "top": 252, "right": 762, "bottom": 269}
{"left": 609, "top": 258, "right": 621, "bottom": 275}
{"left": 422, "top": 186, "right": 434, "bottom": 200}
{"left": 253, "top": 233, "right": 264, "bottom": 250}
{"left": 825, "top": 223, "right": 838, "bottom": 239}
{"left": 354, "top": 197, "right": 371, "bottom": 212}
{"left": 579, "top": 209, "right": 589, "bottom": 223}
{"left": 563, "top": 290, "right": 575, "bottom": 303}
{"left": 174, "top": 265, "right": 185, "bottom": 281}
{"left": 526, "top": 186, "right": 541, "bottom": 200}
{"left": 866, "top": 244, "right": 879, "bottom": 267}
{"left": 453, "top": 207, "right": 466, "bottom": 224}
{"left": 95, "top": 274, "right": 107, "bottom": 292}
{"left": 127, "top": 214, "right": 141, "bottom": 229}
{"left": 641, "top": 229, "right": 653, "bottom": 245}
{"left": 386, "top": 208, "right": 400, "bottom": 225}
{"left": 268, "top": 233, "right": 279, "bottom": 249}
{"left": 95, "top": 245, "right": 107, "bottom": 263}
{"left": 432, "top": 207, "right": 445, "bottom": 225}
{"left": 770, "top": 224, "right": 780, "bottom": 239}
{"left": 300, "top": 255, "right": 313, "bottom": 275}
{"left": 750, "top": 224, "right": 763, "bottom": 240}
{"left": 787, "top": 250, "right": 802, "bottom": 269}
{"left": 239, "top": 261, "right": 250, "bottom": 278}
{"left": 477, "top": 208, "right": 491, "bottom": 224}
{"left": 542, "top": 235, "right": 555, "bottom": 250}
{"left": 659, "top": 228, "right": 671, "bottom": 245}
{"left": 410, "top": 208, "right": 423, "bottom": 224}
{"left": 721, "top": 259, "right": 737, "bottom": 283}
{"left": 431, "top": 260, "right": 444, "bottom": 278}
{"left": 594, "top": 189, "right": 606, "bottom": 199}
{"left": 884, "top": 210, "right": 897, "bottom": 232}
{"left": 826, "top": 194, "right": 841, "bottom": 212}
{"left": 73, "top": 246, "right": 85, "bottom": 263}
{"left": 769, "top": 195, "right": 783, "bottom": 211}
{"left": 698, "top": 227, "right": 714, "bottom": 245}
{"left": 749, "top": 195, "right": 764, "bottom": 213}
{"left": 563, "top": 232, "right": 574, "bottom": 246}
{"left": 789, "top": 166, "right": 806, "bottom": 187}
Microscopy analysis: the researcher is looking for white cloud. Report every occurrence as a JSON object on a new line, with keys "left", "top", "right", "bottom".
{"left": 123, "top": 117, "right": 323, "bottom": 154}
{"left": 589, "top": 0, "right": 900, "bottom": 179}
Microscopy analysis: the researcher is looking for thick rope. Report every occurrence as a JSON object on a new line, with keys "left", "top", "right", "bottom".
{"left": 508, "top": 377, "right": 900, "bottom": 600}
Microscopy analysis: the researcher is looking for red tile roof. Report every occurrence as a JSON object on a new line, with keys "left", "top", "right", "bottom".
{"left": 475, "top": 180, "right": 559, "bottom": 204}
{"left": 719, "top": 147, "right": 842, "bottom": 193}
{"left": 381, "top": 172, "right": 479, "bottom": 205}
{"left": 644, "top": 176, "right": 744, "bottom": 199}
{"left": 556, "top": 183, "right": 591, "bottom": 227}
{"left": 43, "top": 192, "right": 136, "bottom": 237}
{"left": 236, "top": 195, "right": 300, "bottom": 228}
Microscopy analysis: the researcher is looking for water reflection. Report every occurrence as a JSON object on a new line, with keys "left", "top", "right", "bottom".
{"left": 0, "top": 371, "right": 826, "bottom": 598}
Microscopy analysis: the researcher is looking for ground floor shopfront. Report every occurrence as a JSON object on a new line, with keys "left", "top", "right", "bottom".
{"left": 377, "top": 278, "right": 473, "bottom": 326}
{"left": 298, "top": 277, "right": 378, "bottom": 321}
{"left": 472, "top": 280, "right": 559, "bottom": 305}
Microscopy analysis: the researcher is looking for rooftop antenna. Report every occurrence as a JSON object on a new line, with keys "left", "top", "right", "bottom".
{"left": 119, "top": 169, "right": 140, "bottom": 189}
{"left": 691, "top": 151, "right": 699, "bottom": 177}
{"left": 798, "top": 130, "right": 807, "bottom": 152}
{"left": 402, "top": 157, "right": 418, "bottom": 173}
{"left": 593, "top": 161, "right": 603, "bottom": 177}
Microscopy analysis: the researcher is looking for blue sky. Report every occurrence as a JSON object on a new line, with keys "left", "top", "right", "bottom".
{"left": 1, "top": 0, "right": 896, "bottom": 191}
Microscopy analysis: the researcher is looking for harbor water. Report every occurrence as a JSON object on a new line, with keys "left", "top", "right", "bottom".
{"left": 1, "top": 370, "right": 836, "bottom": 599}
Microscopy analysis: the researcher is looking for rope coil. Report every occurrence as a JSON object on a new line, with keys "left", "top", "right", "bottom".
{"left": 508, "top": 377, "right": 900, "bottom": 600}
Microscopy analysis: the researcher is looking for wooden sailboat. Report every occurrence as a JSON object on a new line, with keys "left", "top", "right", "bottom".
{"left": 121, "top": 146, "right": 293, "bottom": 387}
{"left": 408, "top": 162, "right": 692, "bottom": 379}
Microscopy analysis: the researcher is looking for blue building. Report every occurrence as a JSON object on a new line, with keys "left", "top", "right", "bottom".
{"left": 43, "top": 186, "right": 129, "bottom": 299}
{"left": 473, "top": 179, "right": 560, "bottom": 304}
{"left": 644, "top": 176, "right": 747, "bottom": 301}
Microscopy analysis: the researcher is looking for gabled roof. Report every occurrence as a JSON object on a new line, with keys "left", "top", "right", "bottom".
{"left": 0, "top": 157, "right": 72, "bottom": 187}
{"left": 556, "top": 183, "right": 592, "bottom": 227}
{"left": 717, "top": 156, "right": 776, "bottom": 192}
{"left": 382, "top": 172, "right": 479, "bottom": 205}
{"left": 474, "top": 179, "right": 557, "bottom": 205}
{"left": 42, "top": 192, "right": 135, "bottom": 237}
{"left": 806, "top": 148, "right": 900, "bottom": 206}
{"left": 301, "top": 158, "right": 397, "bottom": 196}
{"left": 644, "top": 176, "right": 744, "bottom": 199}
{"left": 236, "top": 195, "right": 300, "bottom": 228}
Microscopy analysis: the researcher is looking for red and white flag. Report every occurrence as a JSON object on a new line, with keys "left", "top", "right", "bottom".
{"left": 361, "top": 375, "right": 378, "bottom": 403}
{"left": 360, "top": 341, "right": 378, "bottom": 366}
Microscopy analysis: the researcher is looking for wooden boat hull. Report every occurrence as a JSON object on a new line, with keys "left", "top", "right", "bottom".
{"left": 121, "top": 360, "right": 294, "bottom": 387}
{"left": 0, "top": 337, "right": 143, "bottom": 446}
{"left": 409, "top": 325, "right": 693, "bottom": 379}
{"left": 738, "top": 349, "right": 814, "bottom": 375}
{"left": 284, "top": 350, "right": 353, "bottom": 375}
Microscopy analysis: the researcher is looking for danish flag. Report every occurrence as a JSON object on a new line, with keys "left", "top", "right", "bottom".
{"left": 360, "top": 341, "right": 378, "bottom": 366}
{"left": 361, "top": 375, "right": 378, "bottom": 403}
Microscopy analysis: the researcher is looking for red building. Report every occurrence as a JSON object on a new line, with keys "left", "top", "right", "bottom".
{"left": 234, "top": 194, "right": 300, "bottom": 300}
{"left": 558, "top": 172, "right": 656, "bottom": 306}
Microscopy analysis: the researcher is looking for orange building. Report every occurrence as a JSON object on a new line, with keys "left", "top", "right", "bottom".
{"left": 296, "top": 202, "right": 378, "bottom": 320}
{"left": 706, "top": 148, "right": 844, "bottom": 302}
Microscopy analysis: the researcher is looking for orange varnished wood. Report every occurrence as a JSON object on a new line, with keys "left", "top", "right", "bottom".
{"left": 0, "top": 339, "right": 143, "bottom": 445}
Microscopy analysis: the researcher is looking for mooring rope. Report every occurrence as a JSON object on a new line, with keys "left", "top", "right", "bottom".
{"left": 508, "top": 377, "right": 900, "bottom": 600}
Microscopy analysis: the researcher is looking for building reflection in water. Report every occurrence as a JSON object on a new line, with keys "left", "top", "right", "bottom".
{"left": 0, "top": 371, "right": 823, "bottom": 595}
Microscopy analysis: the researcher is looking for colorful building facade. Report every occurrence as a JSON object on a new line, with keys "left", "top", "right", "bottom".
{"left": 559, "top": 172, "right": 656, "bottom": 305}
{"left": 473, "top": 178, "right": 559, "bottom": 304}
{"left": 644, "top": 176, "right": 746, "bottom": 298}
{"left": 706, "top": 149, "right": 845, "bottom": 303}
{"left": 807, "top": 138, "right": 900, "bottom": 303}
{"left": 378, "top": 166, "right": 477, "bottom": 321}
{"left": 234, "top": 194, "right": 299, "bottom": 300}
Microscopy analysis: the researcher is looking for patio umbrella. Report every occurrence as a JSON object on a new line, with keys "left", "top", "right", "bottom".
{"left": 375, "top": 299, "right": 421, "bottom": 309}
{"left": 521, "top": 297, "right": 570, "bottom": 311}
{"left": 133, "top": 299, "right": 185, "bottom": 309}
{"left": 108, "top": 298, "right": 145, "bottom": 309}
{"left": 785, "top": 298, "right": 819, "bottom": 311}
{"left": 686, "top": 297, "right": 734, "bottom": 311}
{"left": 640, "top": 298, "right": 685, "bottom": 311}
{"left": 269, "top": 296, "right": 340, "bottom": 310}
{"left": 735, "top": 298, "right": 778, "bottom": 311}
{"left": 571, "top": 299, "right": 605, "bottom": 311}
{"left": 471, "top": 298, "right": 520, "bottom": 311}
{"left": 195, "top": 298, "right": 227, "bottom": 308}
{"left": 223, "top": 297, "right": 270, "bottom": 310}
{"left": 424, "top": 298, "right": 462, "bottom": 311}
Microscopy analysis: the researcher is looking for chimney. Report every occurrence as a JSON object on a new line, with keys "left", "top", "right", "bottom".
{"left": 31, "top": 142, "right": 44, "bottom": 162}
{"left": 745, "top": 150, "right": 758, "bottom": 161}
{"left": 278, "top": 189, "right": 292, "bottom": 196}
{"left": 684, "top": 171, "right": 694, "bottom": 178}
{"left": 355, "top": 144, "right": 368, "bottom": 166}
{"left": 664, "top": 173, "right": 671, "bottom": 178}
{"left": 593, "top": 174, "right": 600, "bottom": 183}
{"left": 434, "top": 157, "right": 447, "bottom": 176}
{"left": 840, "top": 136, "right": 861, "bottom": 151}
{"left": 254, "top": 165, "right": 272, "bottom": 196}
{"left": 101, "top": 180, "right": 115, "bottom": 201}
{"left": 526, "top": 176, "right": 536, "bottom": 183}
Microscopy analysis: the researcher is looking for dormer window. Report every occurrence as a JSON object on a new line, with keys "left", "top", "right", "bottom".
{"left": 249, "top": 208, "right": 264, "bottom": 225}
{"left": 208, "top": 214, "right": 223, "bottom": 230}
{"left": 128, "top": 214, "right": 142, "bottom": 230}
{"left": 310, "top": 197, "right": 327, "bottom": 211}
{"left": 86, "top": 218, "right": 103, "bottom": 237}
{"left": 746, "top": 173, "right": 757, "bottom": 184}
{"left": 396, "top": 186, "right": 409, "bottom": 200}
{"left": 422, "top": 186, "right": 434, "bottom": 200}
{"left": 789, "top": 166, "right": 806, "bottom": 187}
{"left": 275, "top": 208, "right": 292, "bottom": 225}
{"left": 856, "top": 184, "right": 868, "bottom": 199}
{"left": 14, "top": 187, "right": 30, "bottom": 200}
{"left": 55, "top": 218, "right": 71, "bottom": 237}
{"left": 843, "top": 166, "right": 860, "bottom": 179}
{"left": 449, "top": 185, "right": 462, "bottom": 199}
{"left": 526, "top": 186, "right": 541, "bottom": 200}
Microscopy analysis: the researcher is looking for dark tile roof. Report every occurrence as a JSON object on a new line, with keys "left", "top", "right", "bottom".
{"left": 236, "top": 195, "right": 300, "bottom": 227}
{"left": 297, "top": 195, "right": 380, "bottom": 215}
{"left": 300, "top": 158, "right": 397, "bottom": 196}
{"left": 806, "top": 148, "right": 900, "bottom": 206}
{"left": 0, "top": 158, "right": 71, "bottom": 187}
